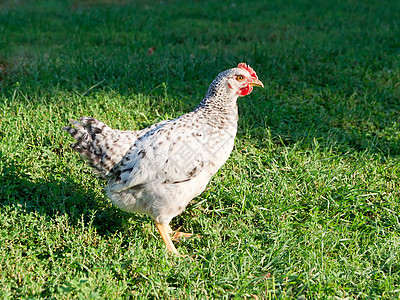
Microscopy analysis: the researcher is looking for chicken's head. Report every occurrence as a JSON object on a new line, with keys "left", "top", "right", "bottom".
{"left": 204, "top": 63, "right": 263, "bottom": 102}
{"left": 227, "top": 63, "right": 264, "bottom": 97}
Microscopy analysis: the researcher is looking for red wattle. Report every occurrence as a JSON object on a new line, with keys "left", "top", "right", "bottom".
{"left": 238, "top": 85, "right": 253, "bottom": 96}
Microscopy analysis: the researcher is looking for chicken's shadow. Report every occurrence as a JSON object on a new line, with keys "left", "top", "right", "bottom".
{"left": 0, "top": 157, "right": 148, "bottom": 236}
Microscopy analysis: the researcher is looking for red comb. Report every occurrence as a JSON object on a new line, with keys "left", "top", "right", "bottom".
{"left": 237, "top": 63, "right": 258, "bottom": 79}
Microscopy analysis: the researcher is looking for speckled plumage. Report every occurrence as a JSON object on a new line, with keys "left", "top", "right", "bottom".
{"left": 63, "top": 63, "right": 263, "bottom": 254}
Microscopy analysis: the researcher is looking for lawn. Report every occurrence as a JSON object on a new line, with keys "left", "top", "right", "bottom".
{"left": 0, "top": 0, "right": 400, "bottom": 298}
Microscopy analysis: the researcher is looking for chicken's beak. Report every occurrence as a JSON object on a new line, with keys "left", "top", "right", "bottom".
{"left": 249, "top": 78, "right": 264, "bottom": 88}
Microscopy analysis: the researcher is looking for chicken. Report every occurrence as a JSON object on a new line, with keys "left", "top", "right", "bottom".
{"left": 63, "top": 63, "right": 263, "bottom": 255}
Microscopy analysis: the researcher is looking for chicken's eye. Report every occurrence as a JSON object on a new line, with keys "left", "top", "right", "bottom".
{"left": 236, "top": 75, "right": 244, "bottom": 81}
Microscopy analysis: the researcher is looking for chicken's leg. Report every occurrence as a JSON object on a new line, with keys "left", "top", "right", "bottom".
{"left": 155, "top": 223, "right": 179, "bottom": 255}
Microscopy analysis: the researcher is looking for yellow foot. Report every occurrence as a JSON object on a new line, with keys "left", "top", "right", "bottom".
{"left": 172, "top": 231, "right": 195, "bottom": 241}
{"left": 156, "top": 223, "right": 179, "bottom": 255}
{"left": 156, "top": 223, "right": 191, "bottom": 257}
{"left": 168, "top": 225, "right": 201, "bottom": 242}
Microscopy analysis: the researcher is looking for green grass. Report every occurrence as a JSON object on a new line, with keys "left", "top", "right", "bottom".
{"left": 1, "top": 0, "right": 400, "bottom": 298}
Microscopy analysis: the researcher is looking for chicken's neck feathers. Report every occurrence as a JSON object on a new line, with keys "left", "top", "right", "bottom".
{"left": 195, "top": 76, "right": 239, "bottom": 116}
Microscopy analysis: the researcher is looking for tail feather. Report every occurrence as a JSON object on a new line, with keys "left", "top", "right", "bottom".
{"left": 63, "top": 117, "right": 139, "bottom": 178}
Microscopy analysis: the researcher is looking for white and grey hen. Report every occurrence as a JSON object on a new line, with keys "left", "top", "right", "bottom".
{"left": 63, "top": 63, "right": 263, "bottom": 255}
